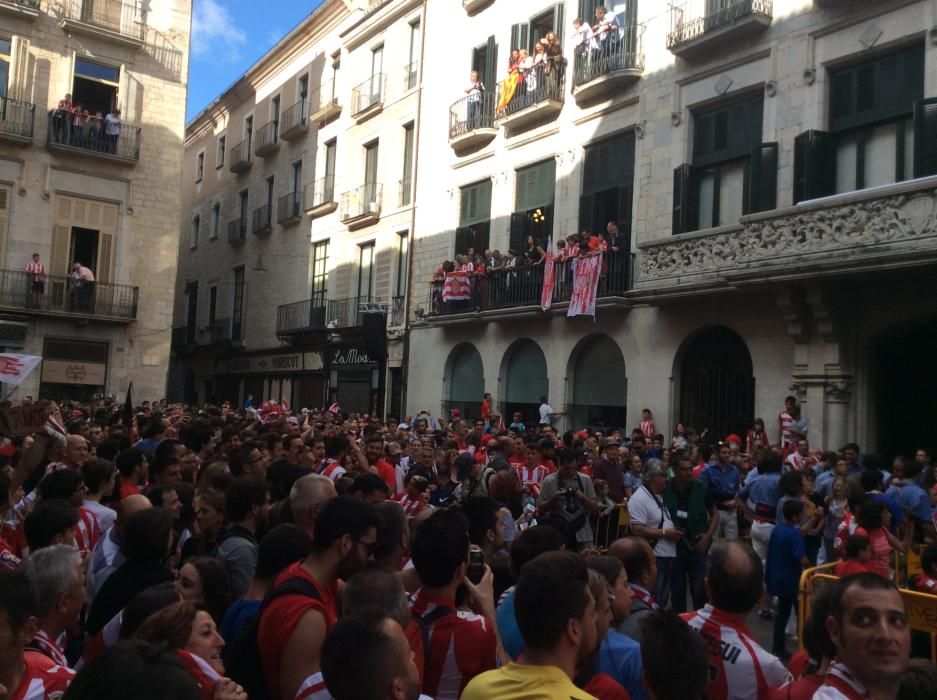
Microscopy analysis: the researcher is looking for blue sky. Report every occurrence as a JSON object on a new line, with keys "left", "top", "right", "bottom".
{"left": 186, "top": 0, "right": 325, "bottom": 123}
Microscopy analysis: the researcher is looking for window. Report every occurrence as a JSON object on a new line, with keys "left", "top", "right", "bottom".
{"left": 312, "top": 240, "right": 329, "bottom": 300}
{"left": 365, "top": 140, "right": 379, "bottom": 196}
{"left": 324, "top": 139, "right": 337, "bottom": 200}
{"left": 457, "top": 179, "right": 492, "bottom": 256}
{"left": 185, "top": 282, "right": 198, "bottom": 344}
{"left": 510, "top": 160, "right": 555, "bottom": 251}
{"left": 400, "top": 123, "right": 414, "bottom": 205}
{"left": 330, "top": 52, "right": 341, "bottom": 101}
{"left": 271, "top": 95, "right": 280, "bottom": 125}
{"left": 358, "top": 242, "right": 375, "bottom": 300}
{"left": 395, "top": 231, "right": 408, "bottom": 298}
{"left": 511, "top": 4, "right": 565, "bottom": 52}
{"left": 211, "top": 203, "right": 221, "bottom": 239}
{"left": 196, "top": 152, "right": 204, "bottom": 182}
{"left": 407, "top": 21, "right": 420, "bottom": 90}
{"left": 244, "top": 115, "right": 253, "bottom": 151}
{"left": 0, "top": 39, "right": 10, "bottom": 98}
{"left": 72, "top": 58, "right": 119, "bottom": 116}
{"left": 292, "top": 161, "right": 302, "bottom": 195}
{"left": 472, "top": 36, "right": 499, "bottom": 96}
{"left": 371, "top": 45, "right": 383, "bottom": 79}
{"left": 299, "top": 74, "right": 308, "bottom": 102}
{"left": 190, "top": 215, "right": 200, "bottom": 249}
{"left": 239, "top": 190, "right": 249, "bottom": 222}
{"left": 208, "top": 286, "right": 217, "bottom": 328}
{"left": 217, "top": 135, "right": 226, "bottom": 167}
{"left": 579, "top": 132, "right": 635, "bottom": 243}
{"left": 231, "top": 266, "right": 245, "bottom": 341}
{"left": 673, "top": 92, "right": 776, "bottom": 233}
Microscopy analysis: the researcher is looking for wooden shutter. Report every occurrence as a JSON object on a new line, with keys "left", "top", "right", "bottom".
{"left": 747, "top": 143, "right": 778, "bottom": 214}
{"left": 0, "top": 187, "right": 8, "bottom": 268}
{"left": 455, "top": 227, "right": 473, "bottom": 255}
{"left": 10, "top": 37, "right": 30, "bottom": 103}
{"left": 460, "top": 180, "right": 491, "bottom": 227}
{"left": 913, "top": 98, "right": 937, "bottom": 178}
{"left": 509, "top": 212, "right": 528, "bottom": 252}
{"left": 96, "top": 202, "right": 118, "bottom": 284}
{"left": 672, "top": 164, "right": 693, "bottom": 235}
{"left": 511, "top": 23, "right": 529, "bottom": 53}
{"left": 375, "top": 247, "right": 392, "bottom": 299}
{"left": 793, "top": 130, "right": 834, "bottom": 204}
{"left": 51, "top": 226, "right": 70, "bottom": 276}
{"left": 578, "top": 194, "right": 594, "bottom": 234}
{"left": 552, "top": 4, "right": 565, "bottom": 44}
{"left": 516, "top": 160, "right": 556, "bottom": 211}
{"left": 484, "top": 35, "right": 498, "bottom": 93}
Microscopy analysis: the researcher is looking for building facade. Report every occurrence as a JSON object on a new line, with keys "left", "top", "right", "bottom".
{"left": 0, "top": 0, "right": 191, "bottom": 402}
{"left": 407, "top": 0, "right": 937, "bottom": 456}
{"left": 170, "top": 0, "right": 422, "bottom": 416}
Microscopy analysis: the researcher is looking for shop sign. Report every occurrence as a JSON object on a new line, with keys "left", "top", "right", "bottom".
{"left": 330, "top": 346, "right": 376, "bottom": 366}
{"left": 222, "top": 352, "right": 323, "bottom": 374}
{"left": 41, "top": 360, "right": 107, "bottom": 386}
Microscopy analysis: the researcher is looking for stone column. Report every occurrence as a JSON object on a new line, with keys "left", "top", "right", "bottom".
{"left": 824, "top": 379, "right": 852, "bottom": 453}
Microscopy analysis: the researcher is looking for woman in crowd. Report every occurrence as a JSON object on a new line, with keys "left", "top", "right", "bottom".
{"left": 182, "top": 488, "right": 226, "bottom": 560}
{"left": 175, "top": 557, "right": 234, "bottom": 627}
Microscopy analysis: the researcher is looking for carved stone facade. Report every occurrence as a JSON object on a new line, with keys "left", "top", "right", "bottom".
{"left": 636, "top": 177, "right": 937, "bottom": 287}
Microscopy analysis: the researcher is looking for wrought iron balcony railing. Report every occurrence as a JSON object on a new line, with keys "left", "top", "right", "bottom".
{"left": 667, "top": 0, "right": 773, "bottom": 50}
{"left": 0, "top": 268, "right": 138, "bottom": 320}
{"left": 572, "top": 24, "right": 646, "bottom": 89}
{"left": 277, "top": 294, "right": 394, "bottom": 336}
{"left": 352, "top": 74, "right": 385, "bottom": 116}
{"left": 494, "top": 63, "right": 565, "bottom": 121}
{"left": 279, "top": 99, "right": 307, "bottom": 139}
{"left": 251, "top": 205, "right": 272, "bottom": 234}
{"left": 253, "top": 120, "right": 279, "bottom": 156}
{"left": 0, "top": 96, "right": 35, "bottom": 140}
{"left": 47, "top": 110, "right": 140, "bottom": 161}
{"left": 63, "top": 0, "right": 146, "bottom": 42}
{"left": 227, "top": 218, "right": 247, "bottom": 244}
{"left": 304, "top": 176, "right": 336, "bottom": 215}
{"left": 228, "top": 139, "right": 252, "bottom": 173}
{"left": 449, "top": 91, "right": 496, "bottom": 140}
{"left": 277, "top": 191, "right": 302, "bottom": 224}
{"left": 339, "top": 182, "right": 382, "bottom": 224}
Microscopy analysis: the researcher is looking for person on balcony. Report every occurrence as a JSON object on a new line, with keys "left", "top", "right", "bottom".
{"left": 71, "top": 261, "right": 95, "bottom": 313}
{"left": 53, "top": 93, "right": 72, "bottom": 142}
{"left": 70, "top": 103, "right": 85, "bottom": 144}
{"left": 105, "top": 109, "right": 122, "bottom": 154}
{"left": 592, "top": 6, "right": 620, "bottom": 66}
{"left": 524, "top": 236, "right": 546, "bottom": 266}
{"left": 572, "top": 18, "right": 594, "bottom": 60}
{"left": 496, "top": 52, "right": 522, "bottom": 114}
{"left": 25, "top": 252, "right": 45, "bottom": 308}
{"left": 464, "top": 70, "right": 485, "bottom": 130}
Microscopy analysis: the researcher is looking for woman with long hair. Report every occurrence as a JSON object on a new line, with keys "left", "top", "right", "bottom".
{"left": 181, "top": 489, "right": 226, "bottom": 561}
{"left": 175, "top": 557, "right": 234, "bottom": 626}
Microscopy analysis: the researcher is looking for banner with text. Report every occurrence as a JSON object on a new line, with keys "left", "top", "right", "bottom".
{"left": 442, "top": 272, "right": 472, "bottom": 302}
{"left": 541, "top": 239, "right": 555, "bottom": 311}
{"left": 567, "top": 254, "right": 602, "bottom": 318}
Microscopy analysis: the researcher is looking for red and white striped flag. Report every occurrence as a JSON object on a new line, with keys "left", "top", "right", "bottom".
{"left": 442, "top": 271, "right": 472, "bottom": 301}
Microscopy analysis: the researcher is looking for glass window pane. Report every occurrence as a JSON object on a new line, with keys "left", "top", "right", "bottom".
{"left": 864, "top": 123, "right": 897, "bottom": 188}
{"left": 718, "top": 160, "right": 745, "bottom": 226}
{"left": 0, "top": 39, "right": 11, "bottom": 56}
{"left": 75, "top": 58, "right": 120, "bottom": 83}
{"left": 904, "top": 120, "right": 914, "bottom": 181}
{"left": 835, "top": 136, "right": 857, "bottom": 194}
{"left": 697, "top": 171, "right": 715, "bottom": 230}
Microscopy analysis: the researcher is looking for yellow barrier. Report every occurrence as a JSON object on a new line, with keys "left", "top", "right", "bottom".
{"left": 798, "top": 563, "right": 937, "bottom": 662}
{"left": 593, "top": 504, "right": 630, "bottom": 550}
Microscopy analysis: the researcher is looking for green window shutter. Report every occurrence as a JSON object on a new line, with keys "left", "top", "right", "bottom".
{"left": 747, "top": 143, "right": 778, "bottom": 214}
{"left": 509, "top": 212, "right": 528, "bottom": 253}
{"left": 484, "top": 35, "right": 498, "bottom": 92}
{"left": 672, "top": 164, "right": 693, "bottom": 235}
{"left": 913, "top": 98, "right": 937, "bottom": 178}
{"left": 455, "top": 227, "right": 473, "bottom": 256}
{"left": 460, "top": 180, "right": 492, "bottom": 227}
{"left": 552, "top": 3, "right": 565, "bottom": 44}
{"left": 793, "top": 130, "right": 834, "bottom": 204}
{"left": 511, "top": 23, "right": 529, "bottom": 53}
{"left": 516, "top": 160, "right": 555, "bottom": 211}
{"left": 578, "top": 194, "right": 594, "bottom": 234}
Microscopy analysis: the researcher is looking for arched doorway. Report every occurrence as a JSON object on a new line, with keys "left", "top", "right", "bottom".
{"left": 678, "top": 326, "right": 754, "bottom": 441}
{"left": 445, "top": 343, "right": 484, "bottom": 420}
{"left": 874, "top": 319, "right": 937, "bottom": 457}
{"left": 502, "top": 339, "right": 548, "bottom": 426}
{"left": 570, "top": 334, "right": 627, "bottom": 431}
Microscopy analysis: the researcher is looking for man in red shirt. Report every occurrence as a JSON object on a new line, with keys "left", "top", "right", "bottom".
{"left": 364, "top": 434, "right": 397, "bottom": 494}
{"left": 258, "top": 496, "right": 379, "bottom": 700}
{"left": 409, "top": 508, "right": 498, "bottom": 700}
{"left": 116, "top": 447, "right": 147, "bottom": 499}
{"left": 0, "top": 569, "right": 74, "bottom": 698}
{"left": 480, "top": 393, "right": 492, "bottom": 426}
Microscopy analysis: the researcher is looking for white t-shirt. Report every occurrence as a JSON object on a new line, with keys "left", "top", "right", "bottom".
{"left": 627, "top": 485, "right": 676, "bottom": 558}
{"left": 539, "top": 403, "right": 554, "bottom": 425}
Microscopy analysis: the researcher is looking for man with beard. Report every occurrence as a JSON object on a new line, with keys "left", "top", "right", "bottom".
{"left": 258, "top": 496, "right": 379, "bottom": 700}
{"left": 213, "top": 476, "right": 269, "bottom": 599}
{"left": 462, "top": 551, "right": 598, "bottom": 699}
{"left": 364, "top": 434, "right": 397, "bottom": 494}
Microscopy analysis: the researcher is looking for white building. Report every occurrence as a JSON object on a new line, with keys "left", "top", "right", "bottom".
{"left": 406, "top": 0, "right": 937, "bottom": 456}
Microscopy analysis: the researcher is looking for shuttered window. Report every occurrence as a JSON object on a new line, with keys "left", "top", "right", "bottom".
{"left": 0, "top": 187, "right": 9, "bottom": 268}
{"left": 459, "top": 180, "right": 492, "bottom": 227}
{"left": 515, "top": 159, "right": 556, "bottom": 211}
{"left": 579, "top": 132, "right": 636, "bottom": 240}
{"left": 693, "top": 92, "right": 764, "bottom": 167}
{"left": 51, "top": 195, "right": 118, "bottom": 282}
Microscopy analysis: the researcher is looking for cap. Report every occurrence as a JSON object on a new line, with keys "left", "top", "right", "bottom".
{"left": 725, "top": 433, "right": 742, "bottom": 446}
{"left": 450, "top": 408, "right": 461, "bottom": 417}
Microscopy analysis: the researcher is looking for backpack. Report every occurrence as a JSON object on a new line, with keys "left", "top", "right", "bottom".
{"left": 225, "top": 576, "right": 323, "bottom": 700}
{"left": 412, "top": 605, "right": 455, "bottom": 666}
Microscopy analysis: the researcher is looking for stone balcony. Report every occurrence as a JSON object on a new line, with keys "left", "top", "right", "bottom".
{"left": 634, "top": 175, "right": 937, "bottom": 300}
{"left": 667, "top": 0, "right": 772, "bottom": 60}
{"left": 61, "top": 0, "right": 146, "bottom": 49}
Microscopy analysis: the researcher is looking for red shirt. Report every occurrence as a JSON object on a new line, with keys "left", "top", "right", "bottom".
{"left": 10, "top": 651, "right": 74, "bottom": 700}
{"left": 119, "top": 481, "right": 140, "bottom": 499}
{"left": 834, "top": 559, "right": 880, "bottom": 578}
{"left": 371, "top": 458, "right": 396, "bottom": 494}
{"left": 913, "top": 573, "right": 937, "bottom": 595}
{"left": 410, "top": 590, "right": 497, "bottom": 700}
{"left": 853, "top": 527, "right": 890, "bottom": 578}
{"left": 584, "top": 672, "right": 631, "bottom": 699}
{"left": 480, "top": 400, "right": 491, "bottom": 421}
{"left": 258, "top": 562, "right": 339, "bottom": 700}
{"left": 766, "top": 674, "right": 824, "bottom": 700}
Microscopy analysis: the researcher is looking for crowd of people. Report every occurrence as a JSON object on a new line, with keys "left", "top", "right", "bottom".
{"left": 50, "top": 93, "right": 123, "bottom": 154}
{"left": 0, "top": 392, "right": 934, "bottom": 700}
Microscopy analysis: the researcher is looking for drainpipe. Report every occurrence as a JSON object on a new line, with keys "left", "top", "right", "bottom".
{"left": 399, "top": 0, "right": 428, "bottom": 421}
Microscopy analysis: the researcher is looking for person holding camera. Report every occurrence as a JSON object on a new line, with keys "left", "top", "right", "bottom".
{"left": 537, "top": 448, "right": 599, "bottom": 551}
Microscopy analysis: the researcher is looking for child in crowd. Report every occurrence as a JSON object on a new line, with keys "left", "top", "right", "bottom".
{"left": 746, "top": 418, "right": 770, "bottom": 453}
{"left": 834, "top": 535, "right": 879, "bottom": 578}
{"left": 766, "top": 498, "right": 810, "bottom": 660}
{"left": 912, "top": 544, "right": 937, "bottom": 594}
{"left": 638, "top": 408, "right": 655, "bottom": 440}
{"left": 593, "top": 479, "right": 617, "bottom": 517}
{"left": 854, "top": 502, "right": 904, "bottom": 579}
{"left": 397, "top": 473, "right": 429, "bottom": 516}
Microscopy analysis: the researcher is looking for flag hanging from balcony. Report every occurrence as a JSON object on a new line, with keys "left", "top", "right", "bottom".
{"left": 541, "top": 239, "right": 555, "bottom": 311}
{"left": 567, "top": 254, "right": 602, "bottom": 318}
{"left": 0, "top": 354, "right": 42, "bottom": 387}
{"left": 442, "top": 272, "right": 472, "bottom": 302}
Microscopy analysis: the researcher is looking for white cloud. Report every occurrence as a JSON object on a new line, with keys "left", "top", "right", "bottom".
{"left": 191, "top": 0, "right": 247, "bottom": 60}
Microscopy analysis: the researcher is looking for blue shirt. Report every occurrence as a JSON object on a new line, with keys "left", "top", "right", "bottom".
{"left": 597, "top": 630, "right": 649, "bottom": 700}
{"left": 738, "top": 472, "right": 781, "bottom": 508}
{"left": 868, "top": 492, "right": 904, "bottom": 531}
{"left": 220, "top": 598, "right": 260, "bottom": 647}
{"left": 815, "top": 470, "right": 838, "bottom": 499}
{"left": 886, "top": 482, "right": 933, "bottom": 524}
{"left": 496, "top": 587, "right": 526, "bottom": 661}
{"left": 765, "top": 521, "right": 805, "bottom": 597}
{"left": 700, "top": 463, "right": 740, "bottom": 500}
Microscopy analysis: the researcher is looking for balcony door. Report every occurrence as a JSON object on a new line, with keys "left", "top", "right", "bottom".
{"left": 357, "top": 243, "right": 375, "bottom": 302}
{"left": 51, "top": 195, "right": 116, "bottom": 285}
{"left": 70, "top": 228, "right": 99, "bottom": 277}
{"left": 364, "top": 141, "right": 379, "bottom": 204}
{"left": 0, "top": 39, "right": 9, "bottom": 99}
{"left": 72, "top": 58, "right": 119, "bottom": 116}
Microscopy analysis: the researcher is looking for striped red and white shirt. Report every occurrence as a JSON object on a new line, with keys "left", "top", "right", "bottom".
{"left": 409, "top": 590, "right": 497, "bottom": 700}
{"left": 75, "top": 506, "right": 102, "bottom": 554}
{"left": 10, "top": 651, "right": 74, "bottom": 700}
{"left": 639, "top": 418, "right": 656, "bottom": 439}
{"left": 513, "top": 464, "right": 548, "bottom": 485}
{"left": 398, "top": 493, "right": 427, "bottom": 516}
{"left": 26, "top": 630, "right": 68, "bottom": 668}
{"left": 26, "top": 261, "right": 45, "bottom": 282}
{"left": 812, "top": 661, "right": 874, "bottom": 700}
{"left": 295, "top": 671, "right": 330, "bottom": 700}
{"left": 681, "top": 604, "right": 789, "bottom": 700}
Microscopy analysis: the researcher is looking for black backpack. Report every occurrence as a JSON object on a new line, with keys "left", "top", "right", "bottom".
{"left": 412, "top": 605, "right": 455, "bottom": 665}
{"left": 225, "top": 576, "right": 323, "bottom": 700}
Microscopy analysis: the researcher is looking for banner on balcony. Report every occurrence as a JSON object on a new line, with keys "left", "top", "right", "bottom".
{"left": 541, "top": 240, "right": 555, "bottom": 311}
{"left": 567, "top": 254, "right": 602, "bottom": 318}
{"left": 442, "top": 272, "right": 472, "bottom": 302}
{"left": 0, "top": 354, "right": 42, "bottom": 386}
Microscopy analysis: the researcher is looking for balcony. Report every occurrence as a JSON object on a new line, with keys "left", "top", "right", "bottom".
{"left": 0, "top": 97, "right": 35, "bottom": 144}
{"left": 277, "top": 294, "right": 393, "bottom": 338}
{"left": 47, "top": 111, "right": 140, "bottom": 163}
{"left": 404, "top": 61, "right": 419, "bottom": 91}
{"left": 61, "top": 0, "right": 146, "bottom": 48}
{"left": 0, "top": 0, "right": 39, "bottom": 21}
{"left": 309, "top": 80, "right": 341, "bottom": 123}
{"left": 572, "top": 25, "right": 645, "bottom": 104}
{"left": 667, "top": 0, "right": 773, "bottom": 59}
{"left": 398, "top": 178, "right": 412, "bottom": 207}
{"left": 462, "top": 0, "right": 493, "bottom": 14}
{"left": 339, "top": 182, "right": 382, "bottom": 229}
{"left": 0, "top": 268, "right": 138, "bottom": 322}
{"left": 449, "top": 92, "right": 497, "bottom": 151}
{"left": 424, "top": 251, "right": 632, "bottom": 321}
{"left": 228, "top": 140, "right": 252, "bottom": 173}
{"left": 279, "top": 99, "right": 307, "bottom": 140}
{"left": 634, "top": 175, "right": 937, "bottom": 299}
{"left": 251, "top": 205, "right": 272, "bottom": 235}
{"left": 227, "top": 218, "right": 247, "bottom": 244}
{"left": 253, "top": 121, "right": 279, "bottom": 158}
{"left": 277, "top": 191, "right": 302, "bottom": 225}
{"left": 351, "top": 75, "right": 384, "bottom": 122}
{"left": 303, "top": 176, "right": 337, "bottom": 218}
{"left": 494, "top": 64, "right": 565, "bottom": 133}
